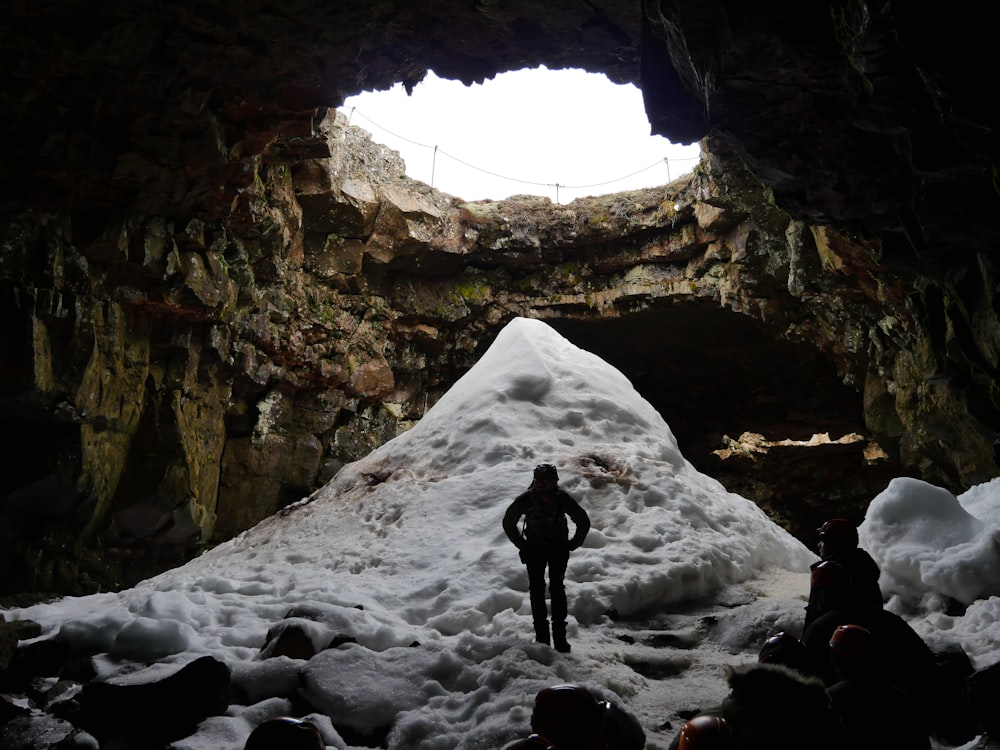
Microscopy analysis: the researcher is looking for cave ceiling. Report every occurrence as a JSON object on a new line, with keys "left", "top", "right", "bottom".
{"left": 3, "top": 1, "right": 995, "bottom": 260}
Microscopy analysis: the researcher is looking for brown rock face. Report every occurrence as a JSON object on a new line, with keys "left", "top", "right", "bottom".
{"left": 1, "top": 2, "right": 998, "bottom": 595}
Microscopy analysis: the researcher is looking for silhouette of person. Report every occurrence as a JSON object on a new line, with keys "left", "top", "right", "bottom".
{"left": 666, "top": 631, "right": 833, "bottom": 750}
{"left": 801, "top": 560, "right": 956, "bottom": 741}
{"left": 804, "top": 518, "right": 882, "bottom": 629}
{"left": 666, "top": 662, "right": 841, "bottom": 750}
{"left": 504, "top": 684, "right": 610, "bottom": 750}
{"left": 825, "top": 623, "right": 931, "bottom": 750}
{"left": 503, "top": 463, "right": 590, "bottom": 652}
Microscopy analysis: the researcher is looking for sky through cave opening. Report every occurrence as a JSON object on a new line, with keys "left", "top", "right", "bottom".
{"left": 340, "top": 66, "right": 701, "bottom": 203}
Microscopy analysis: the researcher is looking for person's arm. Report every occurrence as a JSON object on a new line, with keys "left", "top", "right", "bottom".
{"left": 503, "top": 496, "right": 527, "bottom": 548}
{"left": 562, "top": 492, "right": 590, "bottom": 549}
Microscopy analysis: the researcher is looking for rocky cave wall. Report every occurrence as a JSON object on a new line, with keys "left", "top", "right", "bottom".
{"left": 1, "top": 1, "right": 998, "bottom": 596}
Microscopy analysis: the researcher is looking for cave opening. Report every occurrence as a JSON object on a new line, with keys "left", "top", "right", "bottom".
{"left": 545, "top": 300, "right": 903, "bottom": 542}
{"left": 340, "top": 67, "right": 699, "bottom": 203}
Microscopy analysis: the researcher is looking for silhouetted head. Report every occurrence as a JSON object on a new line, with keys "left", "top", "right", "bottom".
{"left": 532, "top": 463, "right": 559, "bottom": 491}
{"left": 758, "top": 631, "right": 810, "bottom": 674}
{"left": 817, "top": 518, "right": 859, "bottom": 559}
{"left": 531, "top": 684, "right": 609, "bottom": 750}
{"left": 829, "top": 623, "right": 874, "bottom": 659}
{"left": 244, "top": 717, "right": 323, "bottom": 750}
{"left": 828, "top": 623, "right": 876, "bottom": 680}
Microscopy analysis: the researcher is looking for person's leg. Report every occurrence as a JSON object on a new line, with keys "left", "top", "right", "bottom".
{"left": 548, "top": 548, "right": 570, "bottom": 652}
{"left": 524, "top": 549, "right": 550, "bottom": 644}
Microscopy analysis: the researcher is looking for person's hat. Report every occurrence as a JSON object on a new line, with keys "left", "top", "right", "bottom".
{"left": 531, "top": 684, "right": 608, "bottom": 738}
{"left": 817, "top": 518, "right": 859, "bottom": 548}
{"left": 829, "top": 623, "right": 875, "bottom": 659}
{"left": 677, "top": 715, "right": 734, "bottom": 749}
{"left": 244, "top": 717, "right": 324, "bottom": 750}
{"left": 757, "top": 631, "right": 808, "bottom": 670}
{"left": 534, "top": 463, "right": 559, "bottom": 482}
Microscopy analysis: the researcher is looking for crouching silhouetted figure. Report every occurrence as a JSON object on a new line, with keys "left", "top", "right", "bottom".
{"left": 667, "top": 661, "right": 842, "bottom": 750}
{"left": 825, "top": 624, "right": 930, "bottom": 750}
{"left": 504, "top": 683, "right": 645, "bottom": 750}
{"left": 505, "top": 684, "right": 609, "bottom": 750}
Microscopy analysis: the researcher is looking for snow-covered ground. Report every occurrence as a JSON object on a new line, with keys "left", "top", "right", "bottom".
{"left": 5, "top": 317, "right": 1000, "bottom": 749}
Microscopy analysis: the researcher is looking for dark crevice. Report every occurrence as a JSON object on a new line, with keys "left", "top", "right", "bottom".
{"left": 548, "top": 300, "right": 903, "bottom": 542}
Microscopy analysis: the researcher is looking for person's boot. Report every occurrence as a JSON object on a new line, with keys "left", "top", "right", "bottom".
{"left": 552, "top": 623, "right": 570, "bottom": 653}
{"left": 534, "top": 620, "right": 551, "bottom": 646}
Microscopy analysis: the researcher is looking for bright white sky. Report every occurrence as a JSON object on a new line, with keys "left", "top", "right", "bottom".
{"left": 340, "top": 67, "right": 701, "bottom": 203}
{"left": 7, "top": 318, "right": 1000, "bottom": 749}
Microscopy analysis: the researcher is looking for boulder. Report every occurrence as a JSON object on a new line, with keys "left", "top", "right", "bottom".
{"left": 72, "top": 655, "right": 230, "bottom": 744}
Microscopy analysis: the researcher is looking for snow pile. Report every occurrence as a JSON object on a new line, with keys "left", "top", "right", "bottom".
{"left": 5, "top": 317, "right": 1000, "bottom": 749}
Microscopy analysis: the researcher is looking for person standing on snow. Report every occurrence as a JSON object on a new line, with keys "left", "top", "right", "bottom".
{"left": 503, "top": 463, "right": 590, "bottom": 653}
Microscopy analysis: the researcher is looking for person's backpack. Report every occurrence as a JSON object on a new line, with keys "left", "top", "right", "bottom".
{"left": 523, "top": 497, "right": 568, "bottom": 545}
